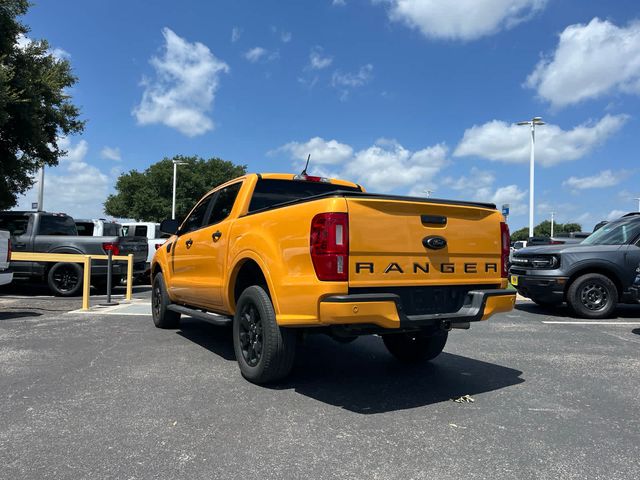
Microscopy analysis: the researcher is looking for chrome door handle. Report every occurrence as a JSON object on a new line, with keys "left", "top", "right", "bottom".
{"left": 185, "top": 239, "right": 193, "bottom": 248}
{"left": 212, "top": 231, "right": 222, "bottom": 241}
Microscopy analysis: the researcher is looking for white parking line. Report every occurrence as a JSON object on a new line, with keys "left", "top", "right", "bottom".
{"left": 542, "top": 321, "right": 640, "bottom": 325}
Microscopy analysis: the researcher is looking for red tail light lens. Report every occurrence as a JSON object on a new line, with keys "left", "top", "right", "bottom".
{"left": 102, "top": 242, "right": 121, "bottom": 256}
{"left": 310, "top": 212, "right": 349, "bottom": 281}
{"left": 500, "top": 222, "right": 510, "bottom": 278}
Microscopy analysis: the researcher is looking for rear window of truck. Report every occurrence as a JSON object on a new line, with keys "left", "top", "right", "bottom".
{"left": 248, "top": 179, "right": 361, "bottom": 213}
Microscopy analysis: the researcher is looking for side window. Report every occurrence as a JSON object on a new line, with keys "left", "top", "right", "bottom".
{"left": 39, "top": 215, "right": 77, "bottom": 235}
{"left": 207, "top": 183, "right": 242, "bottom": 226}
{"left": 182, "top": 196, "right": 213, "bottom": 233}
{"left": 122, "top": 225, "right": 130, "bottom": 236}
{"left": 134, "top": 225, "right": 147, "bottom": 237}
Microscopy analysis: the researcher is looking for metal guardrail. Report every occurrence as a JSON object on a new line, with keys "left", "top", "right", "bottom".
{"left": 10, "top": 252, "right": 134, "bottom": 310}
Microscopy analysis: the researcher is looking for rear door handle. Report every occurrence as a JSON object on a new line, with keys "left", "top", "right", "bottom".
{"left": 212, "top": 231, "right": 222, "bottom": 241}
{"left": 12, "top": 242, "right": 27, "bottom": 249}
{"left": 185, "top": 239, "right": 193, "bottom": 248}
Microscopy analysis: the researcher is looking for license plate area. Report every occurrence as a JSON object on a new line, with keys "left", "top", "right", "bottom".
{"left": 510, "top": 275, "right": 518, "bottom": 286}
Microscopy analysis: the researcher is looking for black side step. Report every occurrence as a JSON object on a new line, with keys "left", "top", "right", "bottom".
{"left": 167, "top": 304, "right": 232, "bottom": 327}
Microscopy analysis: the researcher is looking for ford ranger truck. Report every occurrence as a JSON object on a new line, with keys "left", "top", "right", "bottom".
{"left": 151, "top": 173, "right": 515, "bottom": 384}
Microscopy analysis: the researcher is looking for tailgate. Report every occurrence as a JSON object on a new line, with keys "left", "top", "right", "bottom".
{"left": 118, "top": 237, "right": 148, "bottom": 263}
{"left": 347, "top": 197, "right": 503, "bottom": 288}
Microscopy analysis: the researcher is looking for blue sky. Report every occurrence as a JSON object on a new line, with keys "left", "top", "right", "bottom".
{"left": 15, "top": 0, "right": 640, "bottom": 230}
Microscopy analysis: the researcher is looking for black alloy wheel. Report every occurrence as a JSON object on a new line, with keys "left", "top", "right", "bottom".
{"left": 47, "top": 262, "right": 83, "bottom": 296}
{"left": 567, "top": 273, "right": 618, "bottom": 319}
{"left": 238, "top": 302, "right": 263, "bottom": 367}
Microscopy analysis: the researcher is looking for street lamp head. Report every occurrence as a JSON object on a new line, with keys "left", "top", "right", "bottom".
{"left": 533, "top": 116, "right": 543, "bottom": 121}
{"left": 516, "top": 121, "right": 530, "bottom": 125}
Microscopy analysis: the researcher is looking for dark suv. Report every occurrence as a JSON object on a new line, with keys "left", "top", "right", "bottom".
{"left": 510, "top": 213, "right": 640, "bottom": 318}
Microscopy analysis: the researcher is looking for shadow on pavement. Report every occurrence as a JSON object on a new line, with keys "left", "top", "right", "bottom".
{"left": 0, "top": 310, "right": 43, "bottom": 320}
{"left": 177, "top": 320, "right": 524, "bottom": 414}
{"left": 177, "top": 318, "right": 236, "bottom": 361}
{"left": 632, "top": 328, "right": 640, "bottom": 336}
{"left": 280, "top": 335, "right": 524, "bottom": 414}
{"left": 516, "top": 302, "right": 640, "bottom": 319}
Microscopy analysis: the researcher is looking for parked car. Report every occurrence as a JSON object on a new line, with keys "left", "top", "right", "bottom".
{"left": 510, "top": 213, "right": 640, "bottom": 318}
{"left": 121, "top": 222, "right": 170, "bottom": 279}
{"left": 0, "top": 211, "right": 148, "bottom": 296}
{"left": 151, "top": 173, "right": 516, "bottom": 383}
{"left": 0, "top": 230, "right": 12, "bottom": 286}
{"left": 75, "top": 218, "right": 122, "bottom": 237}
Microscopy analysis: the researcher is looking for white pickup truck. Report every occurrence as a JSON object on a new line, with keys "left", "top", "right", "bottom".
{"left": 0, "top": 230, "right": 13, "bottom": 286}
{"left": 121, "top": 222, "right": 169, "bottom": 277}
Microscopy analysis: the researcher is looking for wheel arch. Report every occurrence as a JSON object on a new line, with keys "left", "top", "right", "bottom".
{"left": 227, "top": 253, "right": 278, "bottom": 314}
{"left": 565, "top": 266, "right": 623, "bottom": 298}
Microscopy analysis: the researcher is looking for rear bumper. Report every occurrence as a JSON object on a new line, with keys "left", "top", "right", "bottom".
{"left": 318, "top": 289, "right": 515, "bottom": 330}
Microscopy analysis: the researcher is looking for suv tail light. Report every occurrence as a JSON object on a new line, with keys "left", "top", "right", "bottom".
{"left": 500, "top": 222, "right": 510, "bottom": 278}
{"left": 102, "top": 242, "right": 121, "bottom": 256}
{"left": 310, "top": 213, "right": 349, "bottom": 281}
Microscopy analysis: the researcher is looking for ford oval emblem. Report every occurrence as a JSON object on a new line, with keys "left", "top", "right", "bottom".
{"left": 423, "top": 235, "right": 447, "bottom": 250}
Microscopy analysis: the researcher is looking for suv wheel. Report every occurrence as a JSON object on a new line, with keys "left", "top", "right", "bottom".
{"left": 233, "top": 286, "right": 296, "bottom": 384}
{"left": 567, "top": 273, "right": 618, "bottom": 319}
{"left": 151, "top": 273, "right": 180, "bottom": 328}
{"left": 47, "top": 262, "right": 83, "bottom": 297}
{"left": 382, "top": 330, "right": 448, "bottom": 363}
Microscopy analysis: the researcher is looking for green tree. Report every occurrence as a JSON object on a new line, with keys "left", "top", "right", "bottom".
{"left": 510, "top": 220, "right": 583, "bottom": 242}
{"left": 0, "top": 0, "right": 84, "bottom": 209}
{"left": 104, "top": 156, "right": 247, "bottom": 222}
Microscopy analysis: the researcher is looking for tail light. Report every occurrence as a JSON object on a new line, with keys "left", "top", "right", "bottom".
{"left": 6, "top": 238, "right": 11, "bottom": 262}
{"left": 500, "top": 222, "right": 510, "bottom": 278}
{"left": 310, "top": 212, "right": 349, "bottom": 281}
{"left": 549, "top": 240, "right": 565, "bottom": 245}
{"left": 155, "top": 243, "right": 164, "bottom": 250}
{"left": 102, "top": 242, "right": 121, "bottom": 256}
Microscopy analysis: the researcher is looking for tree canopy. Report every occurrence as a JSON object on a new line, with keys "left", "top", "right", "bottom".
{"left": 0, "top": 0, "right": 84, "bottom": 209}
{"left": 104, "top": 156, "right": 247, "bottom": 222}
{"left": 510, "top": 220, "right": 583, "bottom": 242}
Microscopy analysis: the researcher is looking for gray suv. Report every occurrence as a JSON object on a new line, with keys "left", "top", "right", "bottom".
{"left": 510, "top": 213, "right": 640, "bottom": 318}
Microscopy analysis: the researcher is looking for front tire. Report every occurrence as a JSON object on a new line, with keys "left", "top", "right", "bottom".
{"left": 233, "top": 286, "right": 296, "bottom": 384}
{"left": 567, "top": 273, "right": 618, "bottom": 319}
{"left": 47, "top": 262, "right": 83, "bottom": 297}
{"left": 151, "top": 273, "right": 180, "bottom": 328}
{"left": 382, "top": 331, "right": 448, "bottom": 363}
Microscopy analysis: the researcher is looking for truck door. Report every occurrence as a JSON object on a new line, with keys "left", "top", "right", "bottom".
{"left": 169, "top": 194, "right": 216, "bottom": 302}
{"left": 179, "top": 182, "right": 243, "bottom": 309}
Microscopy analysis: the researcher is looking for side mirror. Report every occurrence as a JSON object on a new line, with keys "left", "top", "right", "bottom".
{"left": 160, "top": 218, "right": 181, "bottom": 235}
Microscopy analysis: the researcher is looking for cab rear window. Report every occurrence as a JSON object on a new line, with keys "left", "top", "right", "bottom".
{"left": 248, "top": 179, "right": 361, "bottom": 213}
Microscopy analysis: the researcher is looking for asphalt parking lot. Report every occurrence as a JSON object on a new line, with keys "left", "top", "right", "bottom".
{"left": 1, "top": 286, "right": 639, "bottom": 480}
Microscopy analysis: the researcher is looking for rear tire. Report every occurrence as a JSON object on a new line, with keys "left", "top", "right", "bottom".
{"left": 47, "top": 262, "right": 83, "bottom": 297}
{"left": 567, "top": 273, "right": 618, "bottom": 319}
{"left": 233, "top": 286, "right": 296, "bottom": 384}
{"left": 151, "top": 273, "right": 180, "bottom": 328}
{"left": 382, "top": 330, "right": 448, "bottom": 363}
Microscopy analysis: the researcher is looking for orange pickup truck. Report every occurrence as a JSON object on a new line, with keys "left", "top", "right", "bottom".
{"left": 151, "top": 173, "right": 515, "bottom": 383}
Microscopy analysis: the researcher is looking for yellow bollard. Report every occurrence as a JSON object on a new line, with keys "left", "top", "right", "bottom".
{"left": 126, "top": 254, "right": 133, "bottom": 301}
{"left": 82, "top": 256, "right": 91, "bottom": 310}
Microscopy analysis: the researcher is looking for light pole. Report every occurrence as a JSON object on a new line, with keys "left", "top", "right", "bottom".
{"left": 423, "top": 189, "right": 434, "bottom": 198}
{"left": 36, "top": 166, "right": 45, "bottom": 211}
{"left": 550, "top": 211, "right": 555, "bottom": 238}
{"left": 172, "top": 160, "right": 187, "bottom": 220}
{"left": 517, "top": 116, "right": 545, "bottom": 238}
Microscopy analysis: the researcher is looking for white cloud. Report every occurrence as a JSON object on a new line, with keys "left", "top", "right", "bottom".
{"left": 309, "top": 47, "right": 333, "bottom": 70}
{"left": 606, "top": 209, "right": 627, "bottom": 221}
{"left": 244, "top": 46, "right": 279, "bottom": 63}
{"left": 526, "top": 18, "right": 640, "bottom": 108}
{"left": 563, "top": 170, "right": 628, "bottom": 190}
{"left": 100, "top": 146, "right": 121, "bottom": 162}
{"left": 275, "top": 137, "right": 448, "bottom": 193}
{"left": 444, "top": 167, "right": 526, "bottom": 211}
{"left": 281, "top": 31, "right": 292, "bottom": 43}
{"left": 275, "top": 137, "right": 354, "bottom": 165}
{"left": 454, "top": 114, "right": 628, "bottom": 166}
{"left": 132, "top": 28, "right": 229, "bottom": 137}
{"left": 379, "top": 0, "right": 547, "bottom": 41}
{"left": 15, "top": 138, "right": 113, "bottom": 218}
{"left": 333, "top": 0, "right": 347, "bottom": 5}
{"left": 331, "top": 64, "right": 373, "bottom": 100}
{"left": 231, "top": 27, "right": 242, "bottom": 43}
